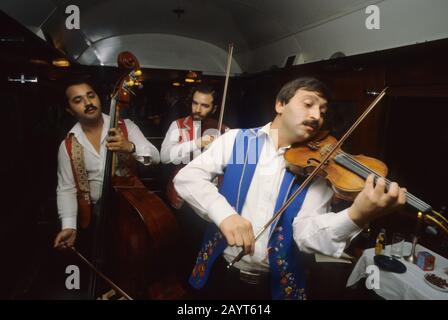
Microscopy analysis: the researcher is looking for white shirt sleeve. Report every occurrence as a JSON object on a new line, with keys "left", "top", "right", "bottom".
{"left": 56, "top": 142, "right": 78, "bottom": 230}
{"left": 160, "top": 120, "right": 200, "bottom": 165}
{"left": 174, "top": 129, "right": 240, "bottom": 226}
{"left": 125, "top": 119, "right": 160, "bottom": 165}
{"left": 292, "top": 178, "right": 362, "bottom": 257}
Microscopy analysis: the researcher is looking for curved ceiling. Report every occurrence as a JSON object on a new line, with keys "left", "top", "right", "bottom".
{"left": 1, "top": 0, "right": 376, "bottom": 71}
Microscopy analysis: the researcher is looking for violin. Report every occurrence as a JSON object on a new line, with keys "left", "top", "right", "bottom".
{"left": 284, "top": 130, "right": 436, "bottom": 214}
{"left": 200, "top": 117, "right": 228, "bottom": 137}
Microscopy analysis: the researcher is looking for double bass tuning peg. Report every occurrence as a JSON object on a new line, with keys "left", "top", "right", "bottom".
{"left": 135, "top": 82, "right": 143, "bottom": 89}
{"left": 125, "top": 80, "right": 143, "bottom": 89}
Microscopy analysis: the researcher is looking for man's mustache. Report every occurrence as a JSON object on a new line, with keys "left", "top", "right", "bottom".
{"left": 302, "top": 120, "right": 319, "bottom": 130}
{"left": 84, "top": 105, "right": 98, "bottom": 113}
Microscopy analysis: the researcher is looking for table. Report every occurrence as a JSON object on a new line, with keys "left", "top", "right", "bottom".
{"left": 346, "top": 242, "right": 448, "bottom": 300}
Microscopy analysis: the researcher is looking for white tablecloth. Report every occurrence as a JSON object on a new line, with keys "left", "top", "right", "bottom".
{"left": 346, "top": 242, "right": 448, "bottom": 300}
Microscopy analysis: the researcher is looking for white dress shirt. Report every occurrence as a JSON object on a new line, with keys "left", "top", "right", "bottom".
{"left": 57, "top": 113, "right": 160, "bottom": 230}
{"left": 174, "top": 122, "right": 362, "bottom": 272}
{"left": 160, "top": 118, "right": 202, "bottom": 165}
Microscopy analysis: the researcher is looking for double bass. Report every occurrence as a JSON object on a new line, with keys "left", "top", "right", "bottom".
{"left": 79, "top": 52, "right": 185, "bottom": 300}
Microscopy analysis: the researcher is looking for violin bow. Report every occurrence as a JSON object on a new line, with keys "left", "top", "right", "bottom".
{"left": 217, "top": 43, "right": 234, "bottom": 134}
{"left": 228, "top": 88, "right": 389, "bottom": 268}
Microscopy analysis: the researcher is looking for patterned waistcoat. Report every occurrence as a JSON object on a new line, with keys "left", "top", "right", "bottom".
{"left": 64, "top": 120, "right": 129, "bottom": 229}
{"left": 165, "top": 116, "right": 194, "bottom": 209}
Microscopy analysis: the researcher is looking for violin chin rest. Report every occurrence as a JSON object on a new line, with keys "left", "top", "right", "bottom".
{"left": 285, "top": 162, "right": 303, "bottom": 176}
{"left": 285, "top": 162, "right": 328, "bottom": 179}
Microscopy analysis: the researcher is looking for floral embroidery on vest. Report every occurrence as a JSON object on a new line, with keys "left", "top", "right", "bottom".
{"left": 191, "top": 230, "right": 223, "bottom": 284}
{"left": 269, "top": 225, "right": 307, "bottom": 300}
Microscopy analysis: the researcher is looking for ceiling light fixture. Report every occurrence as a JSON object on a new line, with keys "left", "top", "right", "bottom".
{"left": 185, "top": 71, "right": 200, "bottom": 83}
{"left": 52, "top": 58, "right": 71, "bottom": 67}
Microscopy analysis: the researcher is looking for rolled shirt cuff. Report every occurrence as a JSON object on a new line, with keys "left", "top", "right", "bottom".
{"left": 329, "top": 208, "right": 363, "bottom": 242}
{"left": 61, "top": 216, "right": 77, "bottom": 230}
{"left": 134, "top": 144, "right": 152, "bottom": 165}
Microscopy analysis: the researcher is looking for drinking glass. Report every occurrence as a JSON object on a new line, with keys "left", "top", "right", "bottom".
{"left": 391, "top": 233, "right": 405, "bottom": 259}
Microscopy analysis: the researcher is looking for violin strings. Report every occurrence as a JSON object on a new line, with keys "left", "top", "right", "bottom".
{"left": 341, "top": 152, "right": 427, "bottom": 208}
{"left": 322, "top": 146, "right": 430, "bottom": 210}
{"left": 340, "top": 151, "right": 428, "bottom": 209}
{"left": 336, "top": 150, "right": 431, "bottom": 211}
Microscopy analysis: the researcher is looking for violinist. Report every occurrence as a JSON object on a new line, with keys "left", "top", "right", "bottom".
{"left": 174, "top": 77, "right": 407, "bottom": 300}
{"left": 53, "top": 78, "right": 160, "bottom": 250}
{"left": 161, "top": 83, "right": 222, "bottom": 209}
{"left": 161, "top": 83, "right": 229, "bottom": 290}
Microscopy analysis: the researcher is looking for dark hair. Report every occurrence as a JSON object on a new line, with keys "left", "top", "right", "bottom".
{"left": 190, "top": 83, "right": 219, "bottom": 106}
{"left": 276, "top": 77, "right": 331, "bottom": 105}
{"left": 61, "top": 76, "right": 97, "bottom": 105}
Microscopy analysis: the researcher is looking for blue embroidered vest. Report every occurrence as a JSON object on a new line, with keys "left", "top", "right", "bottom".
{"left": 189, "top": 128, "right": 310, "bottom": 300}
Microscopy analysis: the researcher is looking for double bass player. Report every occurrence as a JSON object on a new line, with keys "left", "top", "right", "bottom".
{"left": 53, "top": 78, "right": 159, "bottom": 250}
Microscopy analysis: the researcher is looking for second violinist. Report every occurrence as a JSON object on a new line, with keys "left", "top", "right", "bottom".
{"left": 174, "top": 77, "right": 407, "bottom": 300}
{"left": 161, "top": 83, "right": 228, "bottom": 289}
{"left": 161, "top": 83, "right": 227, "bottom": 208}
